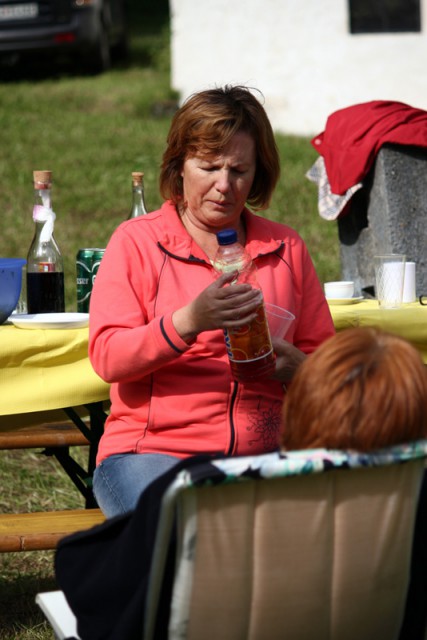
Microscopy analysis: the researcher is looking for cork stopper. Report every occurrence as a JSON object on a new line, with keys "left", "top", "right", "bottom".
{"left": 33, "top": 170, "right": 52, "bottom": 189}
{"left": 132, "top": 172, "right": 144, "bottom": 187}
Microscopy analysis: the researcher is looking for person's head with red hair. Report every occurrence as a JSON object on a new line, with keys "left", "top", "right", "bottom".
{"left": 281, "top": 327, "right": 427, "bottom": 452}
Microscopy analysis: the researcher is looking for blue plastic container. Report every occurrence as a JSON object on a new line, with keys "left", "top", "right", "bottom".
{"left": 0, "top": 258, "right": 26, "bottom": 324}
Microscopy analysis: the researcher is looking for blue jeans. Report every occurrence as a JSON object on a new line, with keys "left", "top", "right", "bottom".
{"left": 93, "top": 452, "right": 181, "bottom": 518}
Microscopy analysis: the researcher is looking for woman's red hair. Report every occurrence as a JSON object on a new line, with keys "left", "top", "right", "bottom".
{"left": 281, "top": 327, "right": 427, "bottom": 452}
{"left": 159, "top": 85, "right": 280, "bottom": 210}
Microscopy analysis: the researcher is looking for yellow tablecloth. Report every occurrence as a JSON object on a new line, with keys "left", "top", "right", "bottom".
{"left": 329, "top": 300, "right": 427, "bottom": 363}
{"left": 1, "top": 302, "right": 425, "bottom": 418}
{"left": 0, "top": 324, "right": 110, "bottom": 417}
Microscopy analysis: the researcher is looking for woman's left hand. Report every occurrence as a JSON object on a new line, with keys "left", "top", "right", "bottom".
{"left": 271, "top": 337, "right": 306, "bottom": 383}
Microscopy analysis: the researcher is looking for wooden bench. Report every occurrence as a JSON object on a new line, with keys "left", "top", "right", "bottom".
{"left": 0, "top": 508, "right": 106, "bottom": 552}
{"left": 0, "top": 421, "right": 90, "bottom": 449}
{"left": 0, "top": 406, "right": 108, "bottom": 551}
{"left": 0, "top": 418, "right": 97, "bottom": 505}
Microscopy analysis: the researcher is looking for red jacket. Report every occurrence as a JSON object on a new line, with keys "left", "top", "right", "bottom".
{"left": 89, "top": 202, "right": 335, "bottom": 463}
{"left": 312, "top": 100, "right": 427, "bottom": 194}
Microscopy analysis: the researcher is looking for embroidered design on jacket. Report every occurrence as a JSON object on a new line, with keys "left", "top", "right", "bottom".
{"left": 247, "top": 397, "right": 282, "bottom": 450}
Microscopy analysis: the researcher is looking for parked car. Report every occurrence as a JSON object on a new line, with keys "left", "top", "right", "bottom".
{"left": 0, "top": 0, "right": 128, "bottom": 73}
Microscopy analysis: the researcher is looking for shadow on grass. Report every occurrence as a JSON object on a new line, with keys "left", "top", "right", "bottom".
{"left": 0, "top": 30, "right": 168, "bottom": 82}
{"left": 0, "top": 573, "right": 57, "bottom": 638}
{"left": 0, "top": 550, "right": 57, "bottom": 638}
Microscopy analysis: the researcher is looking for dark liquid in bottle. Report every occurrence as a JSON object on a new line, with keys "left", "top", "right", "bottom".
{"left": 27, "top": 272, "right": 65, "bottom": 313}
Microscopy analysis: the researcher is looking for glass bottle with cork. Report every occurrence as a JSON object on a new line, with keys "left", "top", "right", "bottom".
{"left": 127, "top": 171, "right": 148, "bottom": 219}
{"left": 213, "top": 229, "right": 275, "bottom": 382}
{"left": 26, "top": 170, "right": 65, "bottom": 313}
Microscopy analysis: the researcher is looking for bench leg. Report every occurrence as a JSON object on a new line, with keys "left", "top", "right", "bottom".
{"left": 42, "top": 446, "right": 98, "bottom": 508}
{"left": 46, "top": 401, "right": 108, "bottom": 508}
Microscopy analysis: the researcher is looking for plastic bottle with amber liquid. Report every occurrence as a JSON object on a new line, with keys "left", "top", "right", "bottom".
{"left": 26, "top": 170, "right": 65, "bottom": 313}
{"left": 127, "top": 171, "right": 148, "bottom": 219}
{"left": 213, "top": 229, "right": 275, "bottom": 382}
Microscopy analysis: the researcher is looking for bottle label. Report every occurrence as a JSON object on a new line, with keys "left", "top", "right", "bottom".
{"left": 37, "top": 262, "right": 55, "bottom": 273}
{"left": 223, "top": 303, "right": 273, "bottom": 363}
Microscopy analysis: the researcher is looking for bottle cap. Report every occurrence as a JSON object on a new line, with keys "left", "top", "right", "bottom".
{"left": 217, "top": 229, "right": 238, "bottom": 246}
{"left": 33, "top": 170, "right": 52, "bottom": 188}
{"left": 132, "top": 172, "right": 144, "bottom": 186}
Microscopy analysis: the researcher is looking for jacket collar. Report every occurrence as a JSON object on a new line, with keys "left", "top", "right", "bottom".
{"left": 158, "top": 201, "right": 283, "bottom": 263}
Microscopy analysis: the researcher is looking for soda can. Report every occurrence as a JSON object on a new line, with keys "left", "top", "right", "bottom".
{"left": 76, "top": 248, "right": 95, "bottom": 313}
{"left": 91, "top": 249, "right": 106, "bottom": 286}
{"left": 76, "top": 248, "right": 106, "bottom": 313}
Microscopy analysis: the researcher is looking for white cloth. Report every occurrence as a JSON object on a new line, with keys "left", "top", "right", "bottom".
{"left": 306, "top": 156, "right": 363, "bottom": 221}
{"left": 33, "top": 204, "right": 56, "bottom": 243}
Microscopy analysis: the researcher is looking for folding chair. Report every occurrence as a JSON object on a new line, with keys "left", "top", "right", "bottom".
{"left": 35, "top": 590, "right": 80, "bottom": 640}
{"left": 37, "top": 440, "right": 427, "bottom": 640}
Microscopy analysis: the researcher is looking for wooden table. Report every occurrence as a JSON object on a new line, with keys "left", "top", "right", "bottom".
{"left": 0, "top": 323, "right": 110, "bottom": 506}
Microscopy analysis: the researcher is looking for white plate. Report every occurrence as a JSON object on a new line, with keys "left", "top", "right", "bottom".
{"left": 327, "top": 296, "right": 364, "bottom": 306}
{"left": 9, "top": 312, "right": 89, "bottom": 329}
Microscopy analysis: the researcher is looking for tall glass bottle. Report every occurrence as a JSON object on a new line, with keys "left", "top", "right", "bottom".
{"left": 127, "top": 171, "right": 148, "bottom": 219}
{"left": 213, "top": 229, "right": 275, "bottom": 382}
{"left": 26, "top": 170, "right": 65, "bottom": 313}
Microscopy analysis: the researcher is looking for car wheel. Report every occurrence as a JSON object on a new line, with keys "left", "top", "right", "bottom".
{"left": 89, "top": 14, "right": 111, "bottom": 74}
{"left": 112, "top": 28, "right": 129, "bottom": 63}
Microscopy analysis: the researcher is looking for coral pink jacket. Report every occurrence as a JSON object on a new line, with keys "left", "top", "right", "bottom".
{"left": 89, "top": 202, "right": 335, "bottom": 463}
{"left": 312, "top": 100, "right": 427, "bottom": 195}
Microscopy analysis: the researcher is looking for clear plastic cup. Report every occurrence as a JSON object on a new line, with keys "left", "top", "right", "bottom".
{"left": 374, "top": 254, "right": 406, "bottom": 309}
{"left": 265, "top": 303, "right": 295, "bottom": 338}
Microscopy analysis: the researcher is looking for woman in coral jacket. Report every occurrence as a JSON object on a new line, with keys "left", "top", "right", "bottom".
{"left": 89, "top": 85, "right": 335, "bottom": 517}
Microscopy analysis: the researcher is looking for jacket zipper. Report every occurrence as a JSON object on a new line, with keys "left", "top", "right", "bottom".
{"left": 227, "top": 381, "right": 239, "bottom": 455}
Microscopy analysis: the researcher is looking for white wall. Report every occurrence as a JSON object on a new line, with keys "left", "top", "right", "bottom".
{"left": 170, "top": 0, "right": 427, "bottom": 135}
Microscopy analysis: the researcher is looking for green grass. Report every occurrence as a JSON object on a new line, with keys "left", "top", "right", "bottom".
{"left": 0, "top": 1, "right": 341, "bottom": 635}
{"left": 1, "top": 104, "right": 340, "bottom": 310}
{"left": 0, "top": 449, "right": 87, "bottom": 639}
{"left": 0, "top": 10, "right": 340, "bottom": 313}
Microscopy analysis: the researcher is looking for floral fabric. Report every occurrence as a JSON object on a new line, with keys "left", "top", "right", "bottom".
{"left": 177, "top": 440, "right": 427, "bottom": 488}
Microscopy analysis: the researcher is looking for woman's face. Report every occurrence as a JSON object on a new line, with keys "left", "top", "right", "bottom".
{"left": 180, "top": 131, "right": 256, "bottom": 232}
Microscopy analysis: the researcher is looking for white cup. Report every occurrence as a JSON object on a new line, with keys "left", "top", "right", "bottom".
{"left": 324, "top": 281, "right": 354, "bottom": 300}
{"left": 374, "top": 254, "right": 406, "bottom": 309}
{"left": 402, "top": 262, "right": 416, "bottom": 303}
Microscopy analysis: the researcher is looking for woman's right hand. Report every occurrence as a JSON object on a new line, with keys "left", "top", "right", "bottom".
{"left": 172, "top": 271, "right": 264, "bottom": 342}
